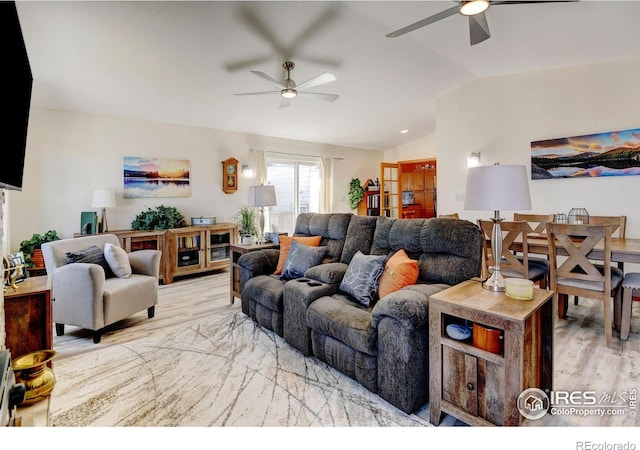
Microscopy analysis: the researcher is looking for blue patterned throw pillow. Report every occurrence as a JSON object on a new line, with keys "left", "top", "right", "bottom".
{"left": 280, "top": 240, "right": 327, "bottom": 281}
{"left": 339, "top": 250, "right": 388, "bottom": 307}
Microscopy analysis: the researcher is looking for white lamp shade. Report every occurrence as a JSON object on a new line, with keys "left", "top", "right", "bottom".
{"left": 91, "top": 190, "right": 116, "bottom": 208}
{"left": 248, "top": 185, "right": 277, "bottom": 207}
{"left": 464, "top": 165, "right": 531, "bottom": 211}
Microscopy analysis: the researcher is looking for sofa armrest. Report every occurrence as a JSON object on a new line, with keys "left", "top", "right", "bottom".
{"left": 128, "top": 250, "right": 162, "bottom": 278}
{"left": 372, "top": 283, "right": 449, "bottom": 330}
{"left": 371, "top": 283, "right": 449, "bottom": 414}
{"left": 50, "top": 263, "right": 106, "bottom": 330}
{"left": 238, "top": 249, "right": 280, "bottom": 280}
{"left": 304, "top": 262, "right": 348, "bottom": 284}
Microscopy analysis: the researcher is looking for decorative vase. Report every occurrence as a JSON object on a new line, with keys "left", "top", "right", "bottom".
{"left": 241, "top": 235, "right": 254, "bottom": 245}
{"left": 30, "top": 248, "right": 45, "bottom": 268}
{"left": 568, "top": 208, "right": 589, "bottom": 224}
{"left": 12, "top": 350, "right": 57, "bottom": 406}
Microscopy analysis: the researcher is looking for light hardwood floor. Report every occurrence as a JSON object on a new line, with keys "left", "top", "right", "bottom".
{"left": 51, "top": 271, "right": 639, "bottom": 426}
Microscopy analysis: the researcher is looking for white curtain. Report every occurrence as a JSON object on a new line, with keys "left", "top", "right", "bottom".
{"left": 251, "top": 149, "right": 266, "bottom": 185}
{"left": 320, "top": 156, "right": 333, "bottom": 213}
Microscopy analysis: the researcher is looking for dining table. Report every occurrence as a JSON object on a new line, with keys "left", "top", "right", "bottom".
{"left": 511, "top": 236, "right": 640, "bottom": 264}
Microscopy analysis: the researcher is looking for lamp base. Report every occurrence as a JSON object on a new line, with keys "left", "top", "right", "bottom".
{"left": 482, "top": 270, "right": 506, "bottom": 292}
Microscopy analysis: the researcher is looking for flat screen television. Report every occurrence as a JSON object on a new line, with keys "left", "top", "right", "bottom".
{"left": 402, "top": 191, "right": 414, "bottom": 206}
{"left": 0, "top": 2, "right": 32, "bottom": 191}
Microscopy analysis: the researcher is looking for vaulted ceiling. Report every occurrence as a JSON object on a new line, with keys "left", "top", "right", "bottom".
{"left": 16, "top": 1, "right": 640, "bottom": 150}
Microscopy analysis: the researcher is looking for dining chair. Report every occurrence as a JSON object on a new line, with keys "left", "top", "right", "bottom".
{"left": 513, "top": 213, "right": 554, "bottom": 238}
{"left": 438, "top": 213, "right": 459, "bottom": 219}
{"left": 478, "top": 220, "right": 550, "bottom": 289}
{"left": 619, "top": 272, "right": 639, "bottom": 340}
{"left": 546, "top": 223, "right": 623, "bottom": 348}
{"left": 573, "top": 215, "right": 626, "bottom": 305}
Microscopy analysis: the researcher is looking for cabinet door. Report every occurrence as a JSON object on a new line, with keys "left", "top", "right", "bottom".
{"left": 442, "top": 345, "right": 505, "bottom": 425}
{"left": 174, "top": 231, "right": 205, "bottom": 272}
{"left": 442, "top": 346, "right": 478, "bottom": 416}
{"left": 206, "top": 230, "right": 231, "bottom": 268}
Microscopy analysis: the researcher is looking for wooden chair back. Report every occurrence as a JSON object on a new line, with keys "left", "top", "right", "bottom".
{"left": 513, "top": 213, "right": 554, "bottom": 238}
{"left": 587, "top": 215, "right": 626, "bottom": 238}
{"left": 546, "top": 222, "right": 620, "bottom": 348}
{"left": 438, "top": 213, "right": 459, "bottom": 219}
{"left": 478, "top": 220, "right": 531, "bottom": 279}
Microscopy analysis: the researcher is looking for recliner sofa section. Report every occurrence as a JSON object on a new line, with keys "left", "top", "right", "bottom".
{"left": 237, "top": 213, "right": 483, "bottom": 414}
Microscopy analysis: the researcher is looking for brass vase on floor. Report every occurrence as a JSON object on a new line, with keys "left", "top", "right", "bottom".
{"left": 12, "top": 350, "right": 57, "bottom": 406}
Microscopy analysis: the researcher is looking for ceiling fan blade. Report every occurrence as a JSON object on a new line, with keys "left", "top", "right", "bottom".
{"left": 491, "top": 0, "right": 580, "bottom": 5}
{"left": 279, "top": 97, "right": 292, "bottom": 109}
{"left": 289, "top": 6, "right": 339, "bottom": 55}
{"left": 224, "top": 54, "right": 275, "bottom": 72}
{"left": 250, "top": 71, "right": 286, "bottom": 89}
{"left": 238, "top": 6, "right": 287, "bottom": 57}
{"left": 469, "top": 12, "right": 491, "bottom": 46}
{"left": 386, "top": 5, "right": 459, "bottom": 38}
{"left": 234, "top": 91, "right": 281, "bottom": 96}
{"left": 297, "top": 92, "right": 339, "bottom": 102}
{"left": 296, "top": 72, "right": 336, "bottom": 91}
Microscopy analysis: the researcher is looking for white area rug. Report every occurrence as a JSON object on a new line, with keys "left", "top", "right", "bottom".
{"left": 49, "top": 310, "right": 437, "bottom": 427}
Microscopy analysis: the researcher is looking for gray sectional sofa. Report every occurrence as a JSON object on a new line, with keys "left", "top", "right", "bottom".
{"left": 237, "top": 213, "right": 483, "bottom": 414}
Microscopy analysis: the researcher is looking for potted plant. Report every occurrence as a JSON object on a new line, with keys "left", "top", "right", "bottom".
{"left": 234, "top": 205, "right": 258, "bottom": 244}
{"left": 348, "top": 178, "right": 364, "bottom": 211}
{"left": 19, "top": 230, "right": 61, "bottom": 268}
{"left": 131, "top": 205, "right": 187, "bottom": 230}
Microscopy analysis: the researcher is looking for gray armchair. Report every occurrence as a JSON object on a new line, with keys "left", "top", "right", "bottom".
{"left": 42, "top": 234, "right": 161, "bottom": 343}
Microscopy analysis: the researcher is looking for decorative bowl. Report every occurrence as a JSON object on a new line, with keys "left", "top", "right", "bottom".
{"left": 446, "top": 323, "right": 472, "bottom": 341}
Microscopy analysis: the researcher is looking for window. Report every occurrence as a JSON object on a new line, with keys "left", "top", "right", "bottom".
{"left": 266, "top": 156, "right": 320, "bottom": 235}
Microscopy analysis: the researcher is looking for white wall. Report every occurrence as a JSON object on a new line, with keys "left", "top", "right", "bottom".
{"left": 6, "top": 108, "right": 382, "bottom": 251}
{"left": 437, "top": 57, "right": 640, "bottom": 238}
{"left": 384, "top": 133, "right": 437, "bottom": 163}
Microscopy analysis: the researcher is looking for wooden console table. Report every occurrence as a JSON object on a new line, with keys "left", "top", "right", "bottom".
{"left": 429, "top": 280, "right": 553, "bottom": 426}
{"left": 3, "top": 276, "right": 52, "bottom": 359}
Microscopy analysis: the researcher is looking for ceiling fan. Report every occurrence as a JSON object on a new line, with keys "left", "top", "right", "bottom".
{"left": 386, "top": 0, "right": 579, "bottom": 46}
{"left": 234, "top": 61, "right": 339, "bottom": 108}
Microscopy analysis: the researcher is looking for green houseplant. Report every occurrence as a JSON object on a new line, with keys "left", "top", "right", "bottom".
{"left": 19, "top": 230, "right": 61, "bottom": 268}
{"left": 234, "top": 205, "right": 258, "bottom": 244}
{"left": 348, "top": 178, "right": 364, "bottom": 211}
{"left": 131, "top": 205, "right": 187, "bottom": 230}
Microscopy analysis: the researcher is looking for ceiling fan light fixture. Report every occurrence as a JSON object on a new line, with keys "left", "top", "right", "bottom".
{"left": 459, "top": 0, "right": 490, "bottom": 16}
{"left": 281, "top": 88, "right": 297, "bottom": 99}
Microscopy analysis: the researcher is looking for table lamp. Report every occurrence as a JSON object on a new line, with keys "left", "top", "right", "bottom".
{"left": 91, "top": 190, "right": 116, "bottom": 233}
{"left": 464, "top": 164, "right": 531, "bottom": 291}
{"left": 248, "top": 185, "right": 277, "bottom": 244}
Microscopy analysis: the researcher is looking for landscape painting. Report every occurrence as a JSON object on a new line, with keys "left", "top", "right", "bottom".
{"left": 531, "top": 127, "right": 640, "bottom": 180}
{"left": 124, "top": 157, "right": 191, "bottom": 198}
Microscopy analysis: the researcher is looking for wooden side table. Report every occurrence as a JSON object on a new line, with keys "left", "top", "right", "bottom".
{"left": 229, "top": 242, "right": 279, "bottom": 304}
{"left": 428, "top": 279, "right": 553, "bottom": 426}
{"left": 3, "top": 276, "right": 52, "bottom": 360}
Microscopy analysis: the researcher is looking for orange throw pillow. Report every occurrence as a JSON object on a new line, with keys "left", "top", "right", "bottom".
{"left": 378, "top": 249, "right": 419, "bottom": 298}
{"left": 273, "top": 235, "right": 322, "bottom": 275}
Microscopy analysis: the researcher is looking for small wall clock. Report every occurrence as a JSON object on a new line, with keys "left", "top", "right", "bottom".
{"left": 222, "top": 157, "right": 239, "bottom": 194}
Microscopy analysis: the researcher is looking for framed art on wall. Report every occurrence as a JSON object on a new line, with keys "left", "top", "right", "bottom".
{"left": 531, "top": 127, "right": 640, "bottom": 180}
{"left": 124, "top": 157, "right": 191, "bottom": 198}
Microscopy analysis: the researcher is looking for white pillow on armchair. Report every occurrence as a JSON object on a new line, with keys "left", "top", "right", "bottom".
{"left": 104, "top": 242, "right": 132, "bottom": 278}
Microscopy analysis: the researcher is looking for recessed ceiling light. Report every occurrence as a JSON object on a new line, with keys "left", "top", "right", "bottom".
{"left": 400, "top": 129, "right": 409, "bottom": 134}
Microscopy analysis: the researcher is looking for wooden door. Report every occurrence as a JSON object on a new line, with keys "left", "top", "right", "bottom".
{"left": 398, "top": 159, "right": 437, "bottom": 218}
{"left": 381, "top": 162, "right": 401, "bottom": 219}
